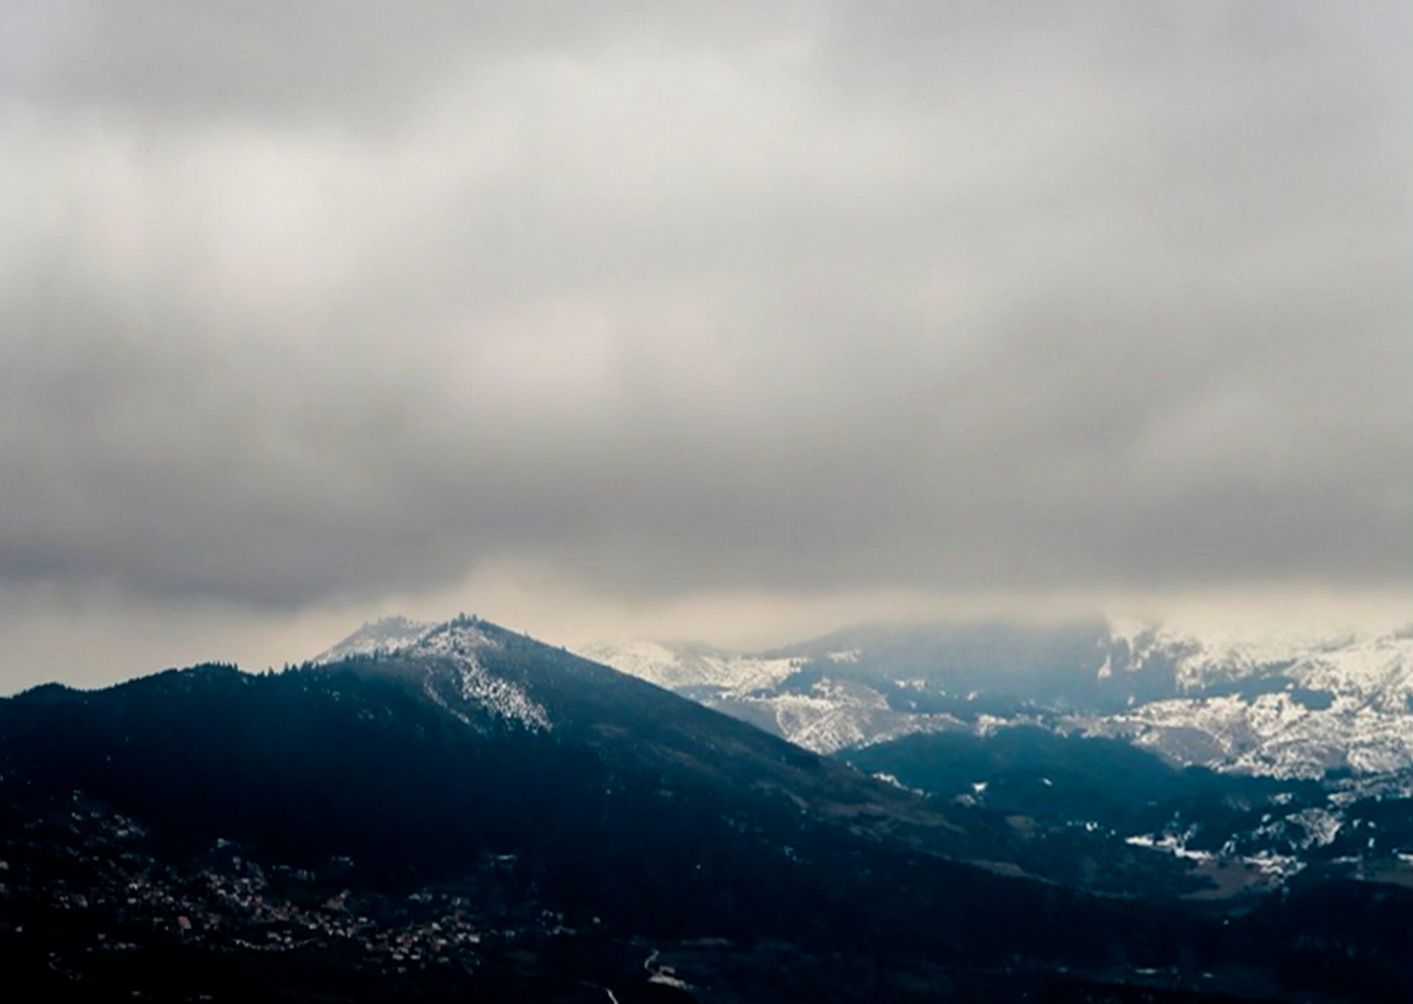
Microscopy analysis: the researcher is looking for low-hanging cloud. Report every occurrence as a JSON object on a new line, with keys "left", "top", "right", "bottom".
{"left": 2, "top": 1, "right": 1409, "bottom": 631}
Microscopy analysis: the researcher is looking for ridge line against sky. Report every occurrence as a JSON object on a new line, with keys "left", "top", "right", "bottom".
{"left": 1, "top": 2, "right": 1409, "bottom": 688}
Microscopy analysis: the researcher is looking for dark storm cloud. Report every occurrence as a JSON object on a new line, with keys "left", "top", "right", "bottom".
{"left": 1, "top": 1, "right": 1409, "bottom": 615}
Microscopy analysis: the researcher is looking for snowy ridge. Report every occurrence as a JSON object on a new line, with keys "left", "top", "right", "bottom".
{"left": 578, "top": 639, "right": 957, "bottom": 753}
{"left": 311, "top": 616, "right": 434, "bottom": 664}
{"left": 750, "top": 679, "right": 959, "bottom": 755}
{"left": 315, "top": 618, "right": 550, "bottom": 732}
{"left": 1125, "top": 624, "right": 1413, "bottom": 703}
{"left": 575, "top": 640, "right": 801, "bottom": 697}
{"left": 1085, "top": 628, "right": 1413, "bottom": 777}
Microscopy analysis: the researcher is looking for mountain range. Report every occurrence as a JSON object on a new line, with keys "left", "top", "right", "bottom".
{"left": 2, "top": 614, "right": 1410, "bottom": 1002}
{"left": 577, "top": 620, "right": 1413, "bottom": 778}
{"left": 324, "top": 616, "right": 1413, "bottom": 896}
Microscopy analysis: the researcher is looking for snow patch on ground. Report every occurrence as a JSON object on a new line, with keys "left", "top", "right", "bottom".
{"left": 1287, "top": 807, "right": 1342, "bottom": 850}
{"left": 1126, "top": 831, "right": 1306, "bottom": 882}
{"left": 1125, "top": 831, "right": 1215, "bottom": 863}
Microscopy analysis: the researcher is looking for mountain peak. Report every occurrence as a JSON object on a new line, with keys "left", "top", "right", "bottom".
{"left": 312, "top": 615, "right": 551, "bottom": 732}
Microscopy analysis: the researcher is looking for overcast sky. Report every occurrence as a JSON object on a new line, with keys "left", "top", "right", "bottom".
{"left": 2, "top": 2, "right": 1409, "bottom": 690}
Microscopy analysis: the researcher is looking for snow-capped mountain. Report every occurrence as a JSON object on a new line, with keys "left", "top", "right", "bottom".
{"left": 580, "top": 621, "right": 1413, "bottom": 779}
{"left": 314, "top": 616, "right": 549, "bottom": 731}
{"left": 1082, "top": 625, "right": 1413, "bottom": 777}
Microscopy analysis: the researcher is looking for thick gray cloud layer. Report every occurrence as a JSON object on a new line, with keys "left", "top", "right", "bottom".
{"left": 2, "top": 2, "right": 1410, "bottom": 626}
